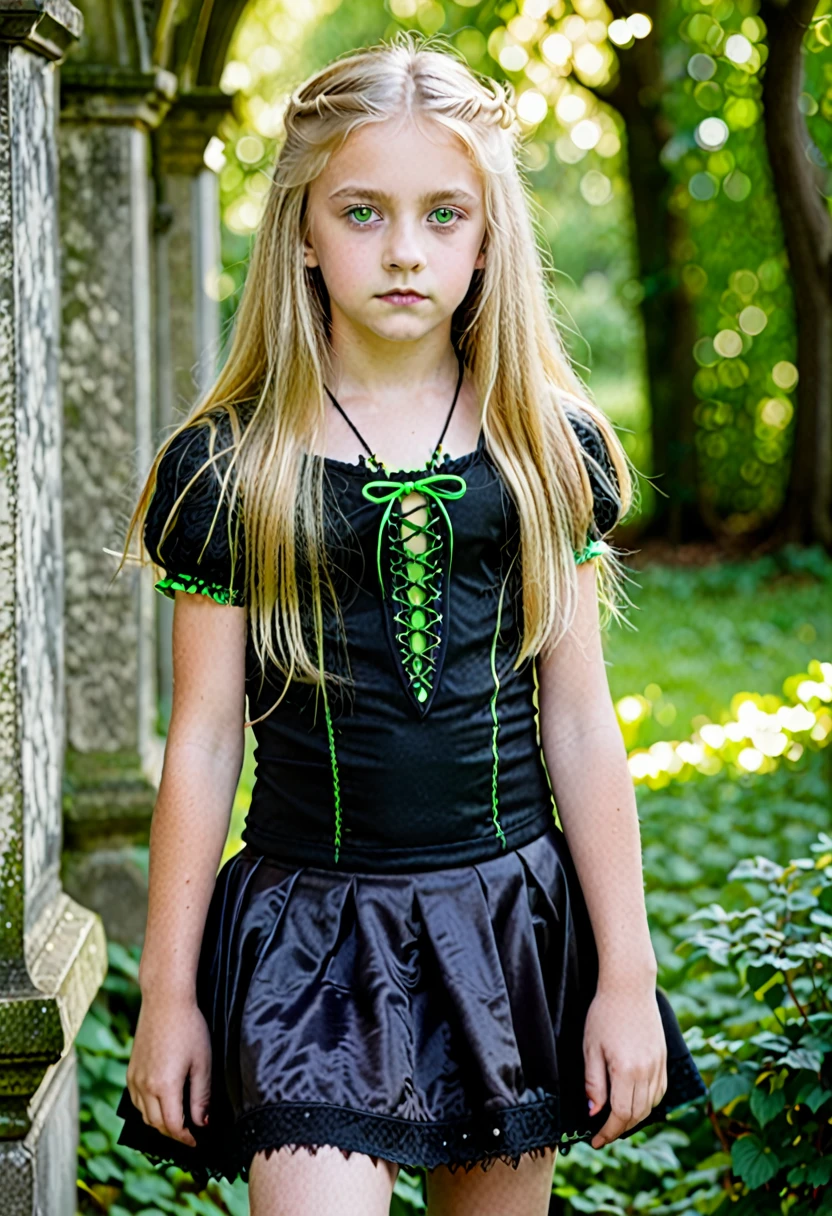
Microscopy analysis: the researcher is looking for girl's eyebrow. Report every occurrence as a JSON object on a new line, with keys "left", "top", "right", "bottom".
{"left": 329, "top": 186, "right": 479, "bottom": 206}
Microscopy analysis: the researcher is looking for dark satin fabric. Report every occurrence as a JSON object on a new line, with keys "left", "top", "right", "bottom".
{"left": 116, "top": 823, "right": 707, "bottom": 1184}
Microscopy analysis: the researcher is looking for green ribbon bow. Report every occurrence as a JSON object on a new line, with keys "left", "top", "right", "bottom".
{"left": 361, "top": 473, "right": 468, "bottom": 597}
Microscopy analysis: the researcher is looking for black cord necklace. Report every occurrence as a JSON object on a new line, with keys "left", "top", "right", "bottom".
{"left": 322, "top": 350, "right": 465, "bottom": 475}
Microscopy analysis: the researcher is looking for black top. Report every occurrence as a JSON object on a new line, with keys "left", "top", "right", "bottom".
{"left": 143, "top": 399, "right": 622, "bottom": 872}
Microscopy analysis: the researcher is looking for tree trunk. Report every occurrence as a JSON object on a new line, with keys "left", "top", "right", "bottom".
{"left": 761, "top": 0, "right": 832, "bottom": 547}
{"left": 600, "top": 0, "right": 706, "bottom": 542}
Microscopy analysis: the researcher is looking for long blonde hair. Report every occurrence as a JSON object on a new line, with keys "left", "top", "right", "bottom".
{"left": 123, "top": 30, "right": 634, "bottom": 691}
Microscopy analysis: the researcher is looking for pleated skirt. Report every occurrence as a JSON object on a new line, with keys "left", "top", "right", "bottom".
{"left": 116, "top": 821, "right": 707, "bottom": 1187}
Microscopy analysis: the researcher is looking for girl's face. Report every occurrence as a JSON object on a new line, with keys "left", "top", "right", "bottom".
{"left": 303, "top": 115, "right": 487, "bottom": 347}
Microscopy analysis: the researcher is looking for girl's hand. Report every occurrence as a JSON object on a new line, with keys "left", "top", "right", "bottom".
{"left": 127, "top": 993, "right": 212, "bottom": 1147}
{"left": 583, "top": 983, "right": 668, "bottom": 1149}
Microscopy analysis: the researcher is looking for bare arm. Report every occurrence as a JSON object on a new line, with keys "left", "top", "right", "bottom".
{"left": 537, "top": 561, "right": 665, "bottom": 1147}
{"left": 129, "top": 592, "right": 246, "bottom": 1143}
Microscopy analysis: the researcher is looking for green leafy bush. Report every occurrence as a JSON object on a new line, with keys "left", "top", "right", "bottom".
{"left": 550, "top": 750, "right": 831, "bottom": 1215}
{"left": 684, "top": 833, "right": 832, "bottom": 1212}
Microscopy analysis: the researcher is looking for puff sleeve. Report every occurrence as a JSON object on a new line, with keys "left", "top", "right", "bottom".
{"left": 143, "top": 418, "right": 246, "bottom": 606}
{"left": 566, "top": 409, "right": 622, "bottom": 564}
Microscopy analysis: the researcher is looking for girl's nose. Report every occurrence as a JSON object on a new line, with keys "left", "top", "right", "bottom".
{"left": 382, "top": 223, "right": 427, "bottom": 273}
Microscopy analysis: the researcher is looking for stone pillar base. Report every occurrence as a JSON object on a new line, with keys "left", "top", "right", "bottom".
{"left": 0, "top": 1050, "right": 80, "bottom": 1216}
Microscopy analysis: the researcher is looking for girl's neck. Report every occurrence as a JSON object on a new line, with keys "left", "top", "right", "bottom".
{"left": 322, "top": 352, "right": 481, "bottom": 470}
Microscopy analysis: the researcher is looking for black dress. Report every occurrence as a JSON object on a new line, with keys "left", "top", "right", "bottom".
{"left": 116, "top": 393, "right": 707, "bottom": 1187}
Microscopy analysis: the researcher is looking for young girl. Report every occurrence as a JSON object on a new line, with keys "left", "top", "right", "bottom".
{"left": 116, "top": 31, "right": 706, "bottom": 1215}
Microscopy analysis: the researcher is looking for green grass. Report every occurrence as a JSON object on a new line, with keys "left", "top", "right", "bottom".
{"left": 604, "top": 547, "right": 832, "bottom": 746}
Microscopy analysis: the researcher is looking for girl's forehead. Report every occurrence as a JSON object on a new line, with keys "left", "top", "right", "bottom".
{"left": 317, "top": 116, "right": 482, "bottom": 200}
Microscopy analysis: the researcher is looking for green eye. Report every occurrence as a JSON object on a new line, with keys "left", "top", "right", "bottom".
{"left": 432, "top": 207, "right": 456, "bottom": 225}
{"left": 348, "top": 206, "right": 375, "bottom": 224}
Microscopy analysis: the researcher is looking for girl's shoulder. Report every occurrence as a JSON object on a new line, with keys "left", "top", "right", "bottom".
{"left": 144, "top": 408, "right": 247, "bottom": 607}
{"left": 562, "top": 403, "right": 622, "bottom": 537}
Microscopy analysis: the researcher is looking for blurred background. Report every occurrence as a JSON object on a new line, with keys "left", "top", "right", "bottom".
{"left": 59, "top": 1, "right": 832, "bottom": 1214}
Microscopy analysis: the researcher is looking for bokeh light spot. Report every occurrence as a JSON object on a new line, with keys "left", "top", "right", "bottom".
{"left": 521, "top": 0, "right": 551, "bottom": 16}
{"left": 689, "top": 171, "right": 718, "bottom": 200}
{"left": 571, "top": 118, "right": 602, "bottom": 149}
{"left": 724, "top": 97, "right": 759, "bottom": 129}
{"left": 554, "top": 136, "right": 585, "bottom": 164}
{"left": 596, "top": 131, "right": 621, "bottom": 157}
{"left": 574, "top": 43, "right": 606, "bottom": 76}
{"left": 772, "top": 361, "right": 798, "bottom": 390}
{"left": 203, "top": 136, "right": 226, "bottom": 174}
{"left": 607, "top": 18, "right": 633, "bottom": 46}
{"left": 617, "top": 695, "right": 647, "bottom": 723}
{"left": 730, "top": 269, "right": 758, "bottom": 297}
{"left": 714, "top": 329, "right": 743, "bottom": 358}
{"left": 760, "top": 397, "right": 793, "bottom": 429}
{"left": 738, "top": 305, "right": 767, "bottom": 335}
{"left": 688, "top": 52, "right": 716, "bottom": 81}
{"left": 236, "top": 134, "right": 265, "bottom": 164}
{"left": 696, "top": 117, "right": 729, "bottom": 149}
{"left": 508, "top": 14, "right": 538, "bottom": 42}
{"left": 737, "top": 747, "right": 764, "bottom": 771}
{"left": 541, "top": 32, "right": 572, "bottom": 66}
{"left": 723, "top": 170, "right": 752, "bottom": 201}
{"left": 627, "top": 13, "right": 652, "bottom": 38}
{"left": 694, "top": 80, "right": 724, "bottom": 111}
{"left": 517, "top": 89, "right": 548, "bottom": 124}
{"left": 556, "top": 92, "right": 586, "bottom": 123}
{"left": 580, "top": 170, "right": 613, "bottom": 205}
{"left": 693, "top": 336, "right": 718, "bottom": 365}
{"left": 220, "top": 60, "right": 251, "bottom": 93}
{"left": 499, "top": 43, "right": 529, "bottom": 72}
{"left": 725, "top": 34, "right": 753, "bottom": 64}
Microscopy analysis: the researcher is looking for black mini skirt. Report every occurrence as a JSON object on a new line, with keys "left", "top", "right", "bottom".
{"left": 116, "top": 821, "right": 707, "bottom": 1187}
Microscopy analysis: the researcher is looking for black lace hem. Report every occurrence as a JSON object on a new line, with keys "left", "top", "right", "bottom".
{"left": 117, "top": 1053, "right": 707, "bottom": 1189}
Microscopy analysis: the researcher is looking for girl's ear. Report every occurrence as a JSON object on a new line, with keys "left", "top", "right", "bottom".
{"left": 303, "top": 228, "right": 319, "bottom": 268}
{"left": 474, "top": 243, "right": 486, "bottom": 271}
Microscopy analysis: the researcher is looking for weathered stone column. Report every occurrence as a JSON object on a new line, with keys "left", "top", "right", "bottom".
{"left": 153, "top": 90, "right": 229, "bottom": 721}
{"left": 57, "top": 63, "right": 176, "bottom": 945}
{"left": 0, "top": 4, "right": 107, "bottom": 1212}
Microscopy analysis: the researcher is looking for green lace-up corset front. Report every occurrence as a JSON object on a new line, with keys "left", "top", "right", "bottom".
{"left": 323, "top": 355, "right": 468, "bottom": 716}
{"left": 143, "top": 391, "right": 622, "bottom": 872}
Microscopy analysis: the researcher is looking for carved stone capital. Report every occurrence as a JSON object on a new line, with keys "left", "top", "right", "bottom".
{"left": 60, "top": 62, "right": 177, "bottom": 127}
{"left": 156, "top": 85, "right": 234, "bottom": 176}
{"left": 0, "top": 0, "right": 83, "bottom": 63}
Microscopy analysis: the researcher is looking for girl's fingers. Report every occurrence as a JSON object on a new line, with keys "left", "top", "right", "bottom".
{"left": 591, "top": 1073, "right": 634, "bottom": 1148}
{"left": 651, "top": 1059, "right": 668, "bottom": 1112}
{"left": 142, "top": 1092, "right": 169, "bottom": 1137}
{"left": 139, "top": 1086, "right": 197, "bottom": 1147}
{"left": 583, "top": 1040, "right": 608, "bottom": 1117}
{"left": 130, "top": 1084, "right": 148, "bottom": 1125}
{"left": 158, "top": 1086, "right": 197, "bottom": 1147}
{"left": 630, "top": 1077, "right": 651, "bottom": 1128}
{"left": 189, "top": 1058, "right": 213, "bottom": 1128}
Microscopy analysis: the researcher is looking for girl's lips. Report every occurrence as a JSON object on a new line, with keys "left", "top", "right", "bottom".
{"left": 378, "top": 292, "right": 426, "bottom": 305}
